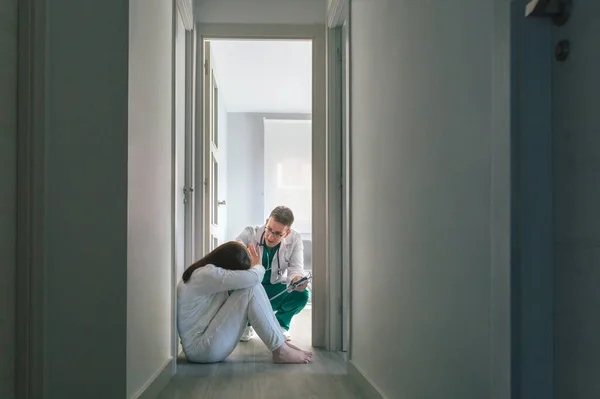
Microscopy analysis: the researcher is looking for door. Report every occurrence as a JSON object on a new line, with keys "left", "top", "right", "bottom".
{"left": 204, "top": 42, "right": 222, "bottom": 252}
{"left": 511, "top": 1, "right": 554, "bottom": 397}
{"left": 512, "top": 1, "right": 600, "bottom": 397}
{"left": 551, "top": 0, "right": 600, "bottom": 397}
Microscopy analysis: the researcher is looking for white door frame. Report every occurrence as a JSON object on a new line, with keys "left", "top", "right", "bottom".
{"left": 326, "top": 26, "right": 343, "bottom": 352}
{"left": 326, "top": 0, "right": 350, "bottom": 353}
{"left": 341, "top": 17, "right": 351, "bottom": 355}
{"left": 171, "top": 0, "right": 195, "bottom": 374}
{"left": 195, "top": 23, "right": 329, "bottom": 348}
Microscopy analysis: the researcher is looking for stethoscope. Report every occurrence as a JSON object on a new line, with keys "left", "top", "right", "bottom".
{"left": 257, "top": 230, "right": 283, "bottom": 278}
{"left": 257, "top": 228, "right": 314, "bottom": 301}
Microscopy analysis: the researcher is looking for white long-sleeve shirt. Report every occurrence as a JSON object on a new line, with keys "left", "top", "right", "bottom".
{"left": 177, "top": 264, "right": 265, "bottom": 356}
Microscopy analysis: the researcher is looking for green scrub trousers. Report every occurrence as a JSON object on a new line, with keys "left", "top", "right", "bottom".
{"left": 258, "top": 243, "right": 310, "bottom": 331}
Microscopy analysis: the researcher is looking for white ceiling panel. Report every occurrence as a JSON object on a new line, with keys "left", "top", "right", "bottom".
{"left": 210, "top": 40, "right": 312, "bottom": 113}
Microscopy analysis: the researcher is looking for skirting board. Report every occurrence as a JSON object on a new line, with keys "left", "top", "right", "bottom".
{"left": 134, "top": 357, "right": 174, "bottom": 399}
{"left": 347, "top": 360, "right": 386, "bottom": 399}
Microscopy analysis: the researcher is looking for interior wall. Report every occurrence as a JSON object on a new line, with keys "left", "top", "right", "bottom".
{"left": 0, "top": 0, "right": 17, "bottom": 397}
{"left": 553, "top": 1, "right": 600, "bottom": 397}
{"left": 263, "top": 119, "right": 312, "bottom": 235}
{"left": 350, "top": 1, "right": 509, "bottom": 397}
{"left": 195, "top": 0, "right": 326, "bottom": 24}
{"left": 226, "top": 113, "right": 311, "bottom": 241}
{"left": 42, "top": 1, "right": 129, "bottom": 397}
{"left": 127, "top": 0, "right": 173, "bottom": 398}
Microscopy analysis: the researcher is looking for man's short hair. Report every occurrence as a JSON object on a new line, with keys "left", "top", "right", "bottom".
{"left": 269, "top": 206, "right": 294, "bottom": 227}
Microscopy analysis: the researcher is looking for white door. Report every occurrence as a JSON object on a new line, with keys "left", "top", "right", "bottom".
{"left": 512, "top": 1, "right": 599, "bottom": 397}
{"left": 204, "top": 42, "right": 223, "bottom": 252}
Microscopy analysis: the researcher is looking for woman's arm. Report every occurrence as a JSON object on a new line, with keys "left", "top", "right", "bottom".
{"left": 187, "top": 264, "right": 265, "bottom": 295}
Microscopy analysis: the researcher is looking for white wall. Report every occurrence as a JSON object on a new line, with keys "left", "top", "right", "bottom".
{"left": 226, "top": 113, "right": 266, "bottom": 240}
{"left": 195, "top": 0, "right": 326, "bottom": 24}
{"left": 350, "top": 1, "right": 509, "bottom": 398}
{"left": 42, "top": 1, "right": 129, "bottom": 397}
{"left": 0, "top": 1, "right": 17, "bottom": 397}
{"left": 263, "top": 119, "right": 312, "bottom": 235}
{"left": 128, "top": 0, "right": 174, "bottom": 398}
{"left": 553, "top": 1, "right": 600, "bottom": 397}
{"left": 225, "top": 113, "right": 311, "bottom": 241}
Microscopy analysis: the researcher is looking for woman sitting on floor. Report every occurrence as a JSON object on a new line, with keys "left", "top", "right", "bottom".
{"left": 177, "top": 241, "right": 313, "bottom": 364}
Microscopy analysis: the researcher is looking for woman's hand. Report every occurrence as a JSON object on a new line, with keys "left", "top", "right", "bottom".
{"left": 248, "top": 244, "right": 261, "bottom": 267}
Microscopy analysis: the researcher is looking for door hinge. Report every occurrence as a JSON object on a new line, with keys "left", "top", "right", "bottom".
{"left": 183, "top": 186, "right": 194, "bottom": 204}
{"left": 204, "top": 60, "right": 208, "bottom": 75}
{"left": 337, "top": 47, "right": 342, "bottom": 63}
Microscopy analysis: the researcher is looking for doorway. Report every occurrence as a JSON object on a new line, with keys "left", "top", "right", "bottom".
{"left": 202, "top": 38, "right": 314, "bottom": 347}
{"left": 197, "top": 24, "right": 327, "bottom": 349}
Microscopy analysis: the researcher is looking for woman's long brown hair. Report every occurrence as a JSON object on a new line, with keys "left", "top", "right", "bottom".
{"left": 182, "top": 241, "right": 252, "bottom": 283}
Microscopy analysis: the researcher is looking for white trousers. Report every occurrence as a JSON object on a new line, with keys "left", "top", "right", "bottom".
{"left": 186, "top": 283, "right": 285, "bottom": 363}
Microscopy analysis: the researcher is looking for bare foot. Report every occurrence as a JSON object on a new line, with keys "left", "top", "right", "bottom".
{"left": 285, "top": 342, "right": 313, "bottom": 358}
{"left": 272, "top": 343, "right": 312, "bottom": 364}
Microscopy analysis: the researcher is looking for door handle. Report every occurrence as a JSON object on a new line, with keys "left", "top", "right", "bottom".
{"left": 218, "top": 200, "right": 226, "bottom": 206}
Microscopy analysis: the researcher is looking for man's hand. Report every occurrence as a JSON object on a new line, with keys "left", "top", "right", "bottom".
{"left": 248, "top": 244, "right": 261, "bottom": 267}
{"left": 290, "top": 276, "right": 308, "bottom": 292}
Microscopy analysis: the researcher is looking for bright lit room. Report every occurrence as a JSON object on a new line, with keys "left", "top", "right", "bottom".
{"left": 202, "top": 39, "right": 314, "bottom": 348}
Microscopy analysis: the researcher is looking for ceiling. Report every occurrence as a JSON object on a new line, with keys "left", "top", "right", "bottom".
{"left": 195, "top": 0, "right": 326, "bottom": 25}
{"left": 209, "top": 40, "right": 312, "bottom": 114}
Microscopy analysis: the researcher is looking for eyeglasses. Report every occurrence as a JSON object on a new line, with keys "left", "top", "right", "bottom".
{"left": 265, "top": 226, "right": 287, "bottom": 239}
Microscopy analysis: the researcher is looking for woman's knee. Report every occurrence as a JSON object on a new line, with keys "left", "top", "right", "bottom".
{"left": 230, "top": 283, "right": 262, "bottom": 297}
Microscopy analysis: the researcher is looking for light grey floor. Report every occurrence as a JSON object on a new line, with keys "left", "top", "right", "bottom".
{"left": 157, "top": 308, "right": 367, "bottom": 399}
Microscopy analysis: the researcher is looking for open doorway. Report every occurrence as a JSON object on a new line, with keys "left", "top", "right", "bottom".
{"left": 202, "top": 38, "right": 313, "bottom": 348}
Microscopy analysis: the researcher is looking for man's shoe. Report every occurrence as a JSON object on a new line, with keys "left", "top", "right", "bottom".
{"left": 281, "top": 328, "right": 292, "bottom": 341}
{"left": 240, "top": 326, "right": 255, "bottom": 342}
